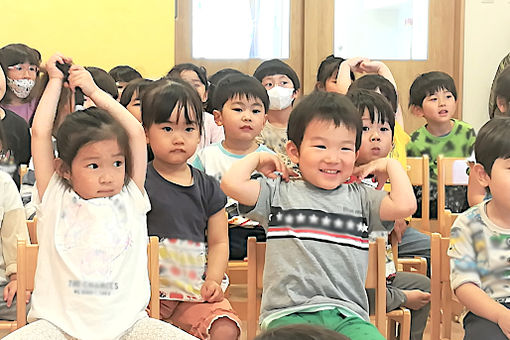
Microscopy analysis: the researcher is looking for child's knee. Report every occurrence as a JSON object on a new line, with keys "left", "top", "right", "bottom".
{"left": 209, "top": 316, "right": 240, "bottom": 340}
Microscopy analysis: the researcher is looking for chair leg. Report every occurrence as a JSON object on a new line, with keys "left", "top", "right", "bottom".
{"left": 387, "top": 319, "right": 398, "bottom": 340}
{"left": 400, "top": 310, "right": 411, "bottom": 340}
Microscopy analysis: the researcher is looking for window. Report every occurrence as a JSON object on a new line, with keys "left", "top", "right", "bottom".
{"left": 334, "top": 0, "right": 428, "bottom": 60}
{"left": 192, "top": 0, "right": 290, "bottom": 59}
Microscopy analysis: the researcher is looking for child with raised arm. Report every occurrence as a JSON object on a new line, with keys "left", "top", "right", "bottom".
{"left": 142, "top": 79, "right": 240, "bottom": 340}
{"left": 406, "top": 71, "right": 476, "bottom": 218}
{"left": 5, "top": 54, "right": 195, "bottom": 340}
{"left": 221, "top": 91, "right": 416, "bottom": 340}
{"left": 347, "top": 89, "right": 430, "bottom": 340}
{"left": 192, "top": 74, "right": 273, "bottom": 260}
{"left": 448, "top": 117, "right": 510, "bottom": 340}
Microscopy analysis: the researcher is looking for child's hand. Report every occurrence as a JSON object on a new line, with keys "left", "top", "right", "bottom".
{"left": 45, "top": 53, "right": 72, "bottom": 80}
{"left": 68, "top": 65, "right": 100, "bottom": 98}
{"left": 345, "top": 57, "right": 368, "bottom": 73}
{"left": 392, "top": 219, "right": 409, "bottom": 243}
{"left": 256, "top": 153, "right": 292, "bottom": 182}
{"left": 497, "top": 309, "right": 510, "bottom": 339}
{"left": 352, "top": 158, "right": 391, "bottom": 190}
{"left": 201, "top": 279, "right": 223, "bottom": 302}
{"left": 359, "top": 60, "right": 383, "bottom": 74}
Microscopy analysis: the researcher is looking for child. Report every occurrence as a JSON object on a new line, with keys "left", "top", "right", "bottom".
{"left": 119, "top": 78, "right": 153, "bottom": 123}
{"left": 5, "top": 53, "right": 195, "bottom": 339}
{"left": 221, "top": 91, "right": 416, "bottom": 340}
{"left": 142, "top": 79, "right": 240, "bottom": 340}
{"left": 255, "top": 324, "right": 351, "bottom": 340}
{"left": 109, "top": 65, "right": 142, "bottom": 99}
{"left": 489, "top": 54, "right": 510, "bottom": 119}
{"left": 406, "top": 71, "right": 476, "bottom": 218}
{"left": 253, "top": 59, "right": 300, "bottom": 170}
{"left": 192, "top": 73, "right": 272, "bottom": 260}
{"left": 0, "top": 43, "right": 42, "bottom": 124}
{"left": 347, "top": 89, "right": 430, "bottom": 340}
{"left": 0, "top": 121, "right": 31, "bottom": 321}
{"left": 448, "top": 116, "right": 510, "bottom": 340}
{"left": 0, "top": 58, "right": 31, "bottom": 187}
{"left": 468, "top": 66, "right": 510, "bottom": 206}
{"left": 167, "top": 63, "right": 224, "bottom": 150}
{"left": 315, "top": 54, "right": 354, "bottom": 93}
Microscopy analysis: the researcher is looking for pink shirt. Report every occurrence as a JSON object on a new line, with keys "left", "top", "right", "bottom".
{"left": 1, "top": 97, "right": 38, "bottom": 124}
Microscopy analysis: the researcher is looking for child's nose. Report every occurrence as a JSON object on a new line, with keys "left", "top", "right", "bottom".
{"left": 370, "top": 130, "right": 381, "bottom": 141}
{"left": 99, "top": 172, "right": 113, "bottom": 184}
{"left": 242, "top": 113, "right": 252, "bottom": 122}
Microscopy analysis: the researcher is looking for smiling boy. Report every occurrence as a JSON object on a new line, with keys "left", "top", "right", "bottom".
{"left": 221, "top": 91, "right": 416, "bottom": 340}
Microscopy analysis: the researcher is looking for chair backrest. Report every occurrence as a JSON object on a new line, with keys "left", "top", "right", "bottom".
{"left": 430, "top": 232, "right": 453, "bottom": 340}
{"left": 437, "top": 155, "right": 468, "bottom": 236}
{"left": 26, "top": 218, "right": 37, "bottom": 244}
{"left": 246, "top": 237, "right": 387, "bottom": 340}
{"left": 406, "top": 156, "right": 430, "bottom": 233}
{"left": 16, "top": 236, "right": 160, "bottom": 328}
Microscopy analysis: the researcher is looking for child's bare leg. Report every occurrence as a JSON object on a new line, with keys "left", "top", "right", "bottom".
{"left": 209, "top": 317, "right": 240, "bottom": 340}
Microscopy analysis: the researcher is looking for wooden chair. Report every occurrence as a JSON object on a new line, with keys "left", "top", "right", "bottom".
{"left": 406, "top": 156, "right": 431, "bottom": 233}
{"left": 19, "top": 164, "right": 28, "bottom": 185}
{"left": 16, "top": 236, "right": 161, "bottom": 329}
{"left": 245, "top": 237, "right": 407, "bottom": 340}
{"left": 390, "top": 232, "right": 428, "bottom": 276}
{"left": 225, "top": 260, "right": 248, "bottom": 320}
{"left": 437, "top": 155, "right": 469, "bottom": 236}
{"left": 430, "top": 211, "right": 459, "bottom": 340}
{"left": 26, "top": 218, "right": 37, "bottom": 245}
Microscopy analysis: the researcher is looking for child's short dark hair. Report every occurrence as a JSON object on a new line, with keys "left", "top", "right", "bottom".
{"left": 86, "top": 67, "right": 119, "bottom": 100}
{"left": 108, "top": 65, "right": 142, "bottom": 83}
{"left": 288, "top": 91, "right": 362, "bottom": 150}
{"left": 494, "top": 66, "right": 510, "bottom": 117}
{"left": 56, "top": 107, "right": 132, "bottom": 185}
{"left": 0, "top": 43, "right": 41, "bottom": 72}
{"left": 254, "top": 324, "right": 351, "bottom": 340}
{"left": 166, "top": 63, "right": 208, "bottom": 91}
{"left": 205, "top": 68, "right": 243, "bottom": 113}
{"left": 346, "top": 88, "right": 395, "bottom": 136}
{"left": 119, "top": 78, "right": 153, "bottom": 108}
{"left": 475, "top": 117, "right": 510, "bottom": 176}
{"left": 409, "top": 71, "right": 457, "bottom": 108}
{"left": 141, "top": 79, "right": 203, "bottom": 135}
{"left": 315, "top": 54, "right": 354, "bottom": 90}
{"left": 253, "top": 59, "right": 301, "bottom": 91}
{"left": 349, "top": 74, "right": 398, "bottom": 113}
{"left": 211, "top": 74, "right": 269, "bottom": 113}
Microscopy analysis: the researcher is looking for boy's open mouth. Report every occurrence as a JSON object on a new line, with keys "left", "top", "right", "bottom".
{"left": 320, "top": 169, "right": 340, "bottom": 174}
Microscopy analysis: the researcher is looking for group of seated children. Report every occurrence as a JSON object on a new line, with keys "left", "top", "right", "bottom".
{"left": 0, "top": 41, "right": 509, "bottom": 340}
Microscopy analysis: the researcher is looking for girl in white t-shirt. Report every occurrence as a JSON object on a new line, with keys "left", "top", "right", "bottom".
{"left": 5, "top": 54, "right": 196, "bottom": 340}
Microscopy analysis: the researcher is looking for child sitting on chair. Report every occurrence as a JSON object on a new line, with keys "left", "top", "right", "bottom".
{"left": 449, "top": 117, "right": 510, "bottom": 340}
{"left": 221, "top": 90, "right": 416, "bottom": 340}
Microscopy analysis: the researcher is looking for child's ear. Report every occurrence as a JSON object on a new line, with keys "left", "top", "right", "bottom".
{"left": 410, "top": 105, "right": 424, "bottom": 117}
{"left": 54, "top": 158, "right": 71, "bottom": 181}
{"left": 292, "top": 88, "right": 300, "bottom": 100}
{"left": 286, "top": 140, "right": 300, "bottom": 164}
{"left": 496, "top": 96, "right": 509, "bottom": 114}
{"left": 213, "top": 109, "right": 223, "bottom": 126}
{"left": 473, "top": 163, "right": 490, "bottom": 188}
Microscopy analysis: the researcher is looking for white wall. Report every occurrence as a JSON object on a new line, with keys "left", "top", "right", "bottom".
{"left": 463, "top": 0, "right": 510, "bottom": 132}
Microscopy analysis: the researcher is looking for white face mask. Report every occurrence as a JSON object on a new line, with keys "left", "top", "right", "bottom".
{"left": 267, "top": 86, "right": 294, "bottom": 110}
{"left": 6, "top": 77, "right": 35, "bottom": 99}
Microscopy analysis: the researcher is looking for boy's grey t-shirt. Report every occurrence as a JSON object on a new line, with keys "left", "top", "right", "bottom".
{"left": 240, "top": 177, "right": 390, "bottom": 322}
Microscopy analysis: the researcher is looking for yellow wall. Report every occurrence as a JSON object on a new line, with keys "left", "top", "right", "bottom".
{"left": 0, "top": 0, "right": 174, "bottom": 79}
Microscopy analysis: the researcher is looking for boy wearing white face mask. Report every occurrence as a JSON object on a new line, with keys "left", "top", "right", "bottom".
{"left": 253, "top": 59, "right": 300, "bottom": 171}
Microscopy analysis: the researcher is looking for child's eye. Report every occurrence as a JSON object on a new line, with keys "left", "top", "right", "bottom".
{"left": 362, "top": 126, "right": 370, "bottom": 132}
{"left": 87, "top": 163, "right": 98, "bottom": 169}
{"left": 162, "top": 126, "right": 172, "bottom": 132}
{"left": 446, "top": 94, "right": 453, "bottom": 99}
{"left": 341, "top": 147, "right": 353, "bottom": 151}
{"left": 314, "top": 145, "right": 326, "bottom": 149}
{"left": 113, "top": 160, "right": 123, "bottom": 167}
{"left": 252, "top": 109, "right": 261, "bottom": 114}
{"left": 185, "top": 127, "right": 195, "bottom": 132}
{"left": 263, "top": 82, "right": 273, "bottom": 89}
{"left": 380, "top": 127, "right": 389, "bottom": 132}
{"left": 280, "top": 81, "right": 289, "bottom": 86}
{"left": 232, "top": 108, "right": 243, "bottom": 113}
{"left": 429, "top": 97, "right": 437, "bottom": 101}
